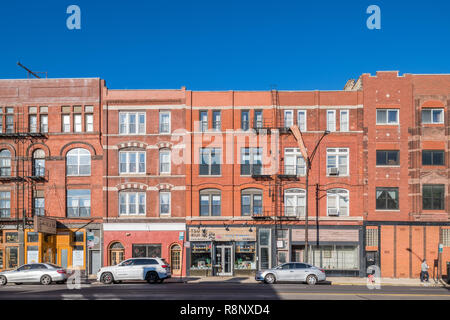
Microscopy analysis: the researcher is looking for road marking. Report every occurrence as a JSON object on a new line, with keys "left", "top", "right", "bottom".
{"left": 61, "top": 294, "right": 87, "bottom": 300}
{"left": 278, "top": 292, "right": 450, "bottom": 297}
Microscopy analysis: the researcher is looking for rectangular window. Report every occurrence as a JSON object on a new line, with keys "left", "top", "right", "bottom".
{"left": 119, "top": 112, "right": 146, "bottom": 134}
{"left": 284, "top": 148, "right": 306, "bottom": 176}
{"left": 422, "top": 150, "right": 444, "bottom": 166}
{"left": 241, "top": 110, "right": 250, "bottom": 131}
{"left": 422, "top": 109, "right": 444, "bottom": 124}
{"left": 200, "top": 111, "right": 208, "bottom": 132}
{"left": 423, "top": 185, "right": 445, "bottom": 210}
{"left": 376, "top": 150, "right": 400, "bottom": 166}
{"left": 62, "top": 114, "right": 71, "bottom": 132}
{"left": 132, "top": 244, "right": 161, "bottom": 258}
{"left": 85, "top": 114, "right": 94, "bottom": 132}
{"left": 67, "top": 189, "right": 91, "bottom": 217}
{"left": 159, "top": 150, "right": 171, "bottom": 174}
{"left": 212, "top": 111, "right": 221, "bottom": 131}
{"left": 327, "top": 190, "right": 349, "bottom": 216}
{"left": 326, "top": 148, "right": 349, "bottom": 176}
{"left": 119, "top": 151, "right": 146, "bottom": 174}
{"left": 284, "top": 110, "right": 293, "bottom": 128}
{"left": 160, "top": 192, "right": 171, "bottom": 216}
{"left": 441, "top": 229, "right": 450, "bottom": 247}
{"left": 366, "top": 228, "right": 378, "bottom": 247}
{"left": 119, "top": 192, "right": 145, "bottom": 215}
{"left": 73, "top": 232, "right": 84, "bottom": 242}
{"left": 297, "top": 110, "right": 307, "bottom": 132}
{"left": 240, "top": 148, "right": 262, "bottom": 175}
{"left": 254, "top": 110, "right": 263, "bottom": 129}
{"left": 199, "top": 148, "right": 221, "bottom": 175}
{"left": 200, "top": 193, "right": 221, "bottom": 216}
{"left": 159, "top": 111, "right": 171, "bottom": 133}
{"left": 241, "top": 193, "right": 263, "bottom": 216}
{"left": 340, "top": 110, "right": 349, "bottom": 132}
{"left": 27, "top": 232, "right": 39, "bottom": 243}
{"left": 5, "top": 115, "right": 14, "bottom": 133}
{"left": 376, "top": 109, "right": 399, "bottom": 125}
{"left": 376, "top": 187, "right": 399, "bottom": 210}
{"left": 259, "top": 229, "right": 271, "bottom": 269}
{"left": 327, "top": 110, "right": 336, "bottom": 132}
{"left": 0, "top": 192, "right": 11, "bottom": 218}
{"left": 29, "top": 115, "right": 37, "bottom": 133}
{"left": 40, "top": 115, "right": 48, "bottom": 133}
{"left": 34, "top": 197, "right": 45, "bottom": 216}
{"left": 74, "top": 114, "right": 82, "bottom": 132}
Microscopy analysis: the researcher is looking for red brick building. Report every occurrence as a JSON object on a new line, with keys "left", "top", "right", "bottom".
{"left": 101, "top": 86, "right": 187, "bottom": 276}
{"left": 0, "top": 78, "right": 104, "bottom": 275}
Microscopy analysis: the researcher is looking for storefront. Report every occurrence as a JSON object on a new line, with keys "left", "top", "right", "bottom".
{"left": 103, "top": 223, "right": 186, "bottom": 276}
{"left": 187, "top": 227, "right": 257, "bottom": 277}
{"left": 289, "top": 227, "right": 363, "bottom": 276}
{"left": 0, "top": 229, "right": 21, "bottom": 271}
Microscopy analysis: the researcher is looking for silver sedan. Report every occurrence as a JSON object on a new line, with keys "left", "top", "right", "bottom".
{"left": 0, "top": 263, "right": 68, "bottom": 285}
{"left": 255, "top": 262, "right": 326, "bottom": 285}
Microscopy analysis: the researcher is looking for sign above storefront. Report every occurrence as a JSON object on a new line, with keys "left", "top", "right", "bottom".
{"left": 189, "top": 227, "right": 256, "bottom": 242}
{"left": 34, "top": 216, "right": 57, "bottom": 234}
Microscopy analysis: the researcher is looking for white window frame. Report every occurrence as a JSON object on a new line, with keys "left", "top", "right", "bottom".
{"left": 376, "top": 109, "right": 399, "bottom": 125}
{"left": 119, "top": 151, "right": 146, "bottom": 174}
{"left": 421, "top": 108, "right": 444, "bottom": 124}
{"left": 327, "top": 110, "right": 336, "bottom": 132}
{"left": 284, "top": 148, "right": 306, "bottom": 176}
{"left": 159, "top": 111, "right": 171, "bottom": 134}
{"left": 159, "top": 149, "right": 171, "bottom": 174}
{"left": 284, "top": 110, "right": 294, "bottom": 128}
{"left": 62, "top": 114, "right": 71, "bottom": 132}
{"left": 85, "top": 114, "right": 94, "bottom": 132}
{"left": 326, "top": 189, "right": 349, "bottom": 217}
{"left": 40, "top": 114, "right": 48, "bottom": 133}
{"left": 326, "top": 148, "right": 349, "bottom": 176}
{"left": 284, "top": 188, "right": 306, "bottom": 217}
{"left": 29, "top": 115, "right": 37, "bottom": 133}
{"left": 297, "top": 110, "right": 307, "bottom": 132}
{"left": 119, "top": 192, "right": 146, "bottom": 216}
{"left": 119, "top": 112, "right": 146, "bottom": 135}
{"left": 66, "top": 148, "right": 91, "bottom": 176}
{"left": 159, "top": 191, "right": 171, "bottom": 216}
{"left": 340, "top": 110, "right": 349, "bottom": 132}
{"left": 74, "top": 114, "right": 82, "bottom": 132}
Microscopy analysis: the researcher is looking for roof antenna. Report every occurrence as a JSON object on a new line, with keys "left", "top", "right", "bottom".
{"left": 17, "top": 62, "right": 47, "bottom": 79}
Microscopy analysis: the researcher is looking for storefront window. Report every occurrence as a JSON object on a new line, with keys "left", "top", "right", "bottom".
{"left": 73, "top": 232, "right": 84, "bottom": 242}
{"left": 132, "top": 244, "right": 161, "bottom": 258}
{"left": 310, "top": 245, "right": 359, "bottom": 270}
{"left": 259, "top": 229, "right": 271, "bottom": 269}
{"left": 72, "top": 245, "right": 84, "bottom": 268}
{"left": 6, "top": 232, "right": 18, "bottom": 243}
{"left": 27, "top": 246, "right": 39, "bottom": 263}
{"left": 234, "top": 241, "right": 256, "bottom": 270}
{"left": 27, "top": 232, "right": 39, "bottom": 243}
{"left": 277, "top": 251, "right": 287, "bottom": 264}
{"left": 6, "top": 247, "right": 18, "bottom": 269}
{"left": 190, "top": 242, "right": 211, "bottom": 270}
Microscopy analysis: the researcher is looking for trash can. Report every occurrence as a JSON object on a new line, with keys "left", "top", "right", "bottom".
{"left": 447, "top": 262, "right": 450, "bottom": 284}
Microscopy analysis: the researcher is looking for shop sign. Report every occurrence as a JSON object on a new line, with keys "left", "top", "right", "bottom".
{"left": 189, "top": 227, "right": 256, "bottom": 242}
{"left": 27, "top": 250, "right": 39, "bottom": 263}
{"left": 72, "top": 250, "right": 84, "bottom": 268}
{"left": 34, "top": 216, "right": 57, "bottom": 234}
{"left": 291, "top": 229, "right": 359, "bottom": 242}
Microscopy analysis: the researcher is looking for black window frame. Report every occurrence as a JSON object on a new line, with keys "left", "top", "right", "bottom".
{"left": 422, "top": 150, "right": 445, "bottom": 166}
{"left": 199, "top": 191, "right": 221, "bottom": 216}
{"left": 241, "top": 110, "right": 250, "bottom": 131}
{"left": 376, "top": 150, "right": 400, "bottom": 166}
{"left": 423, "top": 184, "right": 445, "bottom": 210}
{"left": 199, "top": 148, "right": 221, "bottom": 176}
{"left": 376, "top": 187, "right": 399, "bottom": 210}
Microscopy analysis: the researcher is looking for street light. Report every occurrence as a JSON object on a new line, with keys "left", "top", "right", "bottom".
{"left": 291, "top": 128, "right": 330, "bottom": 264}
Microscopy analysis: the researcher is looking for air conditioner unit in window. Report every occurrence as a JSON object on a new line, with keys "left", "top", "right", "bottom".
{"left": 328, "top": 167, "right": 339, "bottom": 175}
{"left": 328, "top": 208, "right": 339, "bottom": 216}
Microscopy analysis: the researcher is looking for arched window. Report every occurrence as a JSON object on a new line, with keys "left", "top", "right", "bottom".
{"left": 170, "top": 244, "right": 181, "bottom": 274}
{"left": 0, "top": 150, "right": 11, "bottom": 176}
{"left": 200, "top": 189, "right": 221, "bottom": 216}
{"left": 109, "top": 242, "right": 125, "bottom": 266}
{"left": 32, "top": 149, "right": 45, "bottom": 177}
{"left": 66, "top": 148, "right": 91, "bottom": 176}
{"left": 241, "top": 188, "right": 263, "bottom": 216}
{"left": 284, "top": 188, "right": 306, "bottom": 217}
{"left": 327, "top": 189, "right": 349, "bottom": 216}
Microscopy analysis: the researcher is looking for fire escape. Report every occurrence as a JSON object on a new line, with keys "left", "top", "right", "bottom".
{"left": 0, "top": 106, "right": 49, "bottom": 231}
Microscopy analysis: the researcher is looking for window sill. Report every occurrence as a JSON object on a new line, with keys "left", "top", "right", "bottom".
{"left": 198, "top": 175, "right": 222, "bottom": 177}
{"left": 374, "top": 210, "right": 400, "bottom": 212}
{"left": 375, "top": 165, "right": 400, "bottom": 168}
{"left": 67, "top": 175, "right": 91, "bottom": 177}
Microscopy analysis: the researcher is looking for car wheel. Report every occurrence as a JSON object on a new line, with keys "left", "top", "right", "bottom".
{"left": 0, "top": 276, "right": 7, "bottom": 286}
{"left": 264, "top": 273, "right": 276, "bottom": 284}
{"left": 306, "top": 274, "right": 317, "bottom": 285}
{"left": 146, "top": 272, "right": 159, "bottom": 284}
{"left": 101, "top": 272, "right": 114, "bottom": 285}
{"left": 40, "top": 275, "right": 52, "bottom": 285}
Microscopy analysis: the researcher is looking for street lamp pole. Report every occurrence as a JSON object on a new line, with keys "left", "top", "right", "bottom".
{"left": 304, "top": 130, "right": 329, "bottom": 264}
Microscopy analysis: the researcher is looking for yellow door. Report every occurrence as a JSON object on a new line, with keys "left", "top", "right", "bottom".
{"left": 57, "top": 246, "right": 71, "bottom": 269}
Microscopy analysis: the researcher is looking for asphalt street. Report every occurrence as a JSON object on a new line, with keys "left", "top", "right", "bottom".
{"left": 0, "top": 282, "right": 449, "bottom": 300}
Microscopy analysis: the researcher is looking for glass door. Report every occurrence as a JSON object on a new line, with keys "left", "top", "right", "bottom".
{"left": 215, "top": 245, "right": 233, "bottom": 276}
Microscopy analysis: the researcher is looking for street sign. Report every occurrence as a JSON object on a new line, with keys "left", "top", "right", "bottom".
{"left": 34, "top": 215, "right": 57, "bottom": 234}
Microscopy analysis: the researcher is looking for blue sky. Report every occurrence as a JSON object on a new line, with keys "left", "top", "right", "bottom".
{"left": 1, "top": 0, "right": 449, "bottom": 90}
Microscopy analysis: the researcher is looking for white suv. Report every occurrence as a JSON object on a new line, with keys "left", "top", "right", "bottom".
{"left": 97, "top": 258, "right": 171, "bottom": 284}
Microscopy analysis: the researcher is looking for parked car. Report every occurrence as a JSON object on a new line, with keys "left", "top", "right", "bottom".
{"left": 0, "top": 263, "right": 68, "bottom": 286}
{"left": 255, "top": 262, "right": 326, "bottom": 285}
{"left": 97, "top": 257, "right": 171, "bottom": 284}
